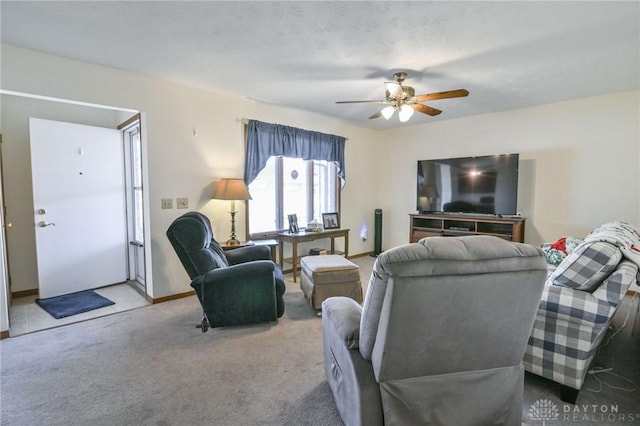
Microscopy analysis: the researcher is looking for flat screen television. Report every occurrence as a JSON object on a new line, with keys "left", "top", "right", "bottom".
{"left": 417, "top": 153, "right": 519, "bottom": 215}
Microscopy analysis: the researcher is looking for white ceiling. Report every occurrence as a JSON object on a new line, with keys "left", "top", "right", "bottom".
{"left": 1, "top": 1, "right": 639, "bottom": 130}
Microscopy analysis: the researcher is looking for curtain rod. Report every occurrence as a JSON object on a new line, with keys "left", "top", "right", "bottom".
{"left": 240, "top": 118, "right": 348, "bottom": 140}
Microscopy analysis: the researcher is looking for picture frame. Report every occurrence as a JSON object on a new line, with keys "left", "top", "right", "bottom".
{"left": 322, "top": 212, "right": 340, "bottom": 230}
{"left": 287, "top": 214, "right": 299, "bottom": 233}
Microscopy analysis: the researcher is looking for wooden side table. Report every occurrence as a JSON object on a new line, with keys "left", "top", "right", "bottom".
{"left": 220, "top": 239, "right": 278, "bottom": 262}
{"left": 278, "top": 229, "right": 350, "bottom": 282}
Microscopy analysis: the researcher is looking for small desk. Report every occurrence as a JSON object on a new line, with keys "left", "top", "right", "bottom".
{"left": 278, "top": 229, "right": 349, "bottom": 282}
{"left": 220, "top": 239, "right": 279, "bottom": 262}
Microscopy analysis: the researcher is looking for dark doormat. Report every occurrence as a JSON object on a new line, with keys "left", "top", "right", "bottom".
{"left": 35, "top": 289, "right": 115, "bottom": 319}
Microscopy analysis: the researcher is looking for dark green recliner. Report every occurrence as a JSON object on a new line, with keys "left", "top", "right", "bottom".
{"left": 167, "top": 211, "right": 285, "bottom": 331}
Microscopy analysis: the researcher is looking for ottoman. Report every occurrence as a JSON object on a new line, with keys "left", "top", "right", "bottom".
{"left": 300, "top": 255, "right": 362, "bottom": 310}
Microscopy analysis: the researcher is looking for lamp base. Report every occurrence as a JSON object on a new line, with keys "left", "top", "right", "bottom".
{"left": 226, "top": 210, "right": 241, "bottom": 246}
{"left": 225, "top": 238, "right": 241, "bottom": 246}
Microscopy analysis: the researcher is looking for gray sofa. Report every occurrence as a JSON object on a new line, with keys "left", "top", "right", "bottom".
{"left": 321, "top": 235, "right": 547, "bottom": 426}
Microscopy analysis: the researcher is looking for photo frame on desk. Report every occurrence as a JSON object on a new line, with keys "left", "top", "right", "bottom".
{"left": 322, "top": 212, "right": 340, "bottom": 229}
{"left": 287, "top": 214, "right": 299, "bottom": 233}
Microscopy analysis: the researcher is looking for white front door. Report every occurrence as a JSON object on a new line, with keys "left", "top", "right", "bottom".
{"left": 29, "top": 118, "right": 127, "bottom": 298}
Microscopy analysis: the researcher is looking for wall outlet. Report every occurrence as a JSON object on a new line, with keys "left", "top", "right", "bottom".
{"left": 161, "top": 198, "right": 173, "bottom": 209}
{"left": 176, "top": 197, "right": 189, "bottom": 209}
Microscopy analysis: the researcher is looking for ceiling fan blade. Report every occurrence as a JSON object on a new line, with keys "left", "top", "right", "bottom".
{"left": 415, "top": 89, "right": 469, "bottom": 102}
{"left": 413, "top": 103, "right": 442, "bottom": 116}
{"left": 369, "top": 111, "right": 382, "bottom": 119}
{"left": 336, "top": 100, "right": 386, "bottom": 104}
{"left": 384, "top": 82, "right": 403, "bottom": 98}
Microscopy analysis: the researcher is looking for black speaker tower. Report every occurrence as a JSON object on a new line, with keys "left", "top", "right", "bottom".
{"left": 372, "top": 208, "right": 383, "bottom": 257}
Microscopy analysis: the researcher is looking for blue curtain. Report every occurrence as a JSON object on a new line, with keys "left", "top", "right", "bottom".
{"left": 244, "top": 120, "right": 346, "bottom": 186}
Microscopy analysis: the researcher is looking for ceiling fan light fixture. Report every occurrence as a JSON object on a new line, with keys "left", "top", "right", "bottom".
{"left": 381, "top": 106, "right": 395, "bottom": 120}
{"left": 398, "top": 104, "right": 414, "bottom": 122}
{"left": 384, "top": 82, "right": 403, "bottom": 98}
{"left": 335, "top": 71, "right": 468, "bottom": 123}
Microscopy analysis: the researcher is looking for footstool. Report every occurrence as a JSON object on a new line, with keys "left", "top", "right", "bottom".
{"left": 300, "top": 255, "right": 363, "bottom": 310}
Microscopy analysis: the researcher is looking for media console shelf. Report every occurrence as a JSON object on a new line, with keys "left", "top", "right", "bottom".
{"left": 409, "top": 213, "right": 525, "bottom": 243}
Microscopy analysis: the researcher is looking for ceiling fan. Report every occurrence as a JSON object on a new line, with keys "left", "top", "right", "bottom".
{"left": 336, "top": 72, "right": 469, "bottom": 122}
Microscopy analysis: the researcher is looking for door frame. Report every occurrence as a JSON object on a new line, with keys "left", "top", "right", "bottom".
{"left": 119, "top": 114, "right": 147, "bottom": 295}
{"left": 0, "top": 90, "right": 153, "bottom": 334}
{"left": 1, "top": 134, "right": 12, "bottom": 338}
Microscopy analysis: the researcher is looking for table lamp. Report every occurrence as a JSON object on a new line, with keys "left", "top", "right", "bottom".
{"left": 212, "top": 178, "right": 252, "bottom": 245}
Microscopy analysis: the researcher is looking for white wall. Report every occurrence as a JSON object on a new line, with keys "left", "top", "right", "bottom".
{"left": 2, "top": 44, "right": 639, "bottom": 335}
{"left": 0, "top": 45, "right": 379, "bottom": 304}
{"left": 376, "top": 91, "right": 640, "bottom": 251}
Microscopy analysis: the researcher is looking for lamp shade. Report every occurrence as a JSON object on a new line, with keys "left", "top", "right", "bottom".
{"left": 212, "top": 178, "right": 252, "bottom": 201}
{"left": 381, "top": 106, "right": 395, "bottom": 120}
{"left": 398, "top": 104, "right": 414, "bottom": 122}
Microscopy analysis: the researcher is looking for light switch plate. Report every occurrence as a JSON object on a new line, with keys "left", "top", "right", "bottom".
{"left": 176, "top": 197, "right": 189, "bottom": 209}
{"left": 161, "top": 198, "right": 173, "bottom": 209}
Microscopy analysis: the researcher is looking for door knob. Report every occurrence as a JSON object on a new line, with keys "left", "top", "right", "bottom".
{"left": 38, "top": 221, "right": 56, "bottom": 227}
{"left": 3, "top": 222, "right": 11, "bottom": 228}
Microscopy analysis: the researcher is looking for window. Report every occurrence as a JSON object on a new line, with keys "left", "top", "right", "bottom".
{"left": 248, "top": 156, "right": 339, "bottom": 237}
{"left": 120, "top": 116, "right": 145, "bottom": 288}
{"left": 125, "top": 124, "right": 144, "bottom": 245}
{"left": 244, "top": 119, "right": 345, "bottom": 238}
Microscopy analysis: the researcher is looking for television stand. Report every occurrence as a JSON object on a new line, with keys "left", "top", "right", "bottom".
{"left": 409, "top": 213, "right": 525, "bottom": 243}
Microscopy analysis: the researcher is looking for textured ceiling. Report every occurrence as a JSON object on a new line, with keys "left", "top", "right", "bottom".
{"left": 1, "top": 1, "right": 639, "bottom": 130}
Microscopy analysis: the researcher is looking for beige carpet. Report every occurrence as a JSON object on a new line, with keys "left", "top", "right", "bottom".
{"left": 1, "top": 255, "right": 638, "bottom": 426}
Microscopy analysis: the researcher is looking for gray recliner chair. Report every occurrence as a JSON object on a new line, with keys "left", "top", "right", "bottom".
{"left": 321, "top": 235, "right": 547, "bottom": 426}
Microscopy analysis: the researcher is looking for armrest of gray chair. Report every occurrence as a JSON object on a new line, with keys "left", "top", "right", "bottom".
{"left": 224, "top": 245, "right": 271, "bottom": 265}
{"left": 322, "top": 297, "right": 362, "bottom": 350}
{"left": 190, "top": 260, "right": 279, "bottom": 327}
{"left": 321, "top": 297, "right": 384, "bottom": 426}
